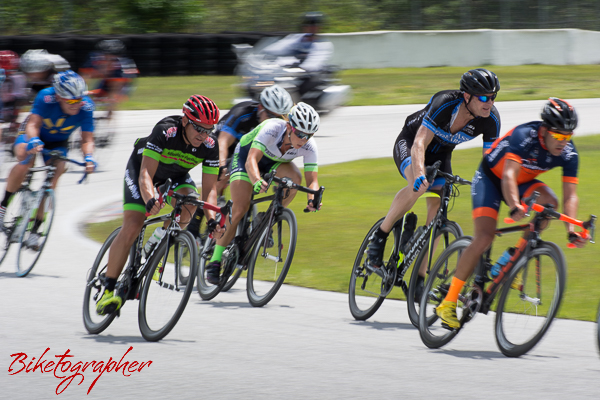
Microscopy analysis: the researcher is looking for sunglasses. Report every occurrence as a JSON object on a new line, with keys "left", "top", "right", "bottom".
{"left": 64, "top": 98, "right": 83, "bottom": 105}
{"left": 292, "top": 126, "right": 313, "bottom": 140}
{"left": 475, "top": 93, "right": 497, "bottom": 103}
{"left": 548, "top": 130, "right": 573, "bottom": 142}
{"left": 188, "top": 119, "right": 214, "bottom": 135}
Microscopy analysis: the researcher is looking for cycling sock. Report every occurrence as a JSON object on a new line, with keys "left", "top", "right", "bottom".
{"left": 444, "top": 276, "right": 465, "bottom": 303}
{"left": 105, "top": 277, "right": 117, "bottom": 292}
{"left": 186, "top": 211, "right": 202, "bottom": 237}
{"left": 1, "top": 191, "right": 14, "bottom": 208}
{"left": 31, "top": 218, "right": 43, "bottom": 234}
{"left": 209, "top": 245, "right": 226, "bottom": 263}
{"left": 374, "top": 226, "right": 390, "bottom": 240}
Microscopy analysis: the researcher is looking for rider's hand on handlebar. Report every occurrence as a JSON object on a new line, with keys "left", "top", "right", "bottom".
{"left": 305, "top": 199, "right": 321, "bottom": 212}
{"left": 568, "top": 231, "right": 587, "bottom": 248}
{"left": 84, "top": 153, "right": 97, "bottom": 174}
{"left": 509, "top": 204, "right": 527, "bottom": 222}
{"left": 207, "top": 218, "right": 226, "bottom": 239}
{"left": 253, "top": 179, "right": 269, "bottom": 194}
{"left": 145, "top": 198, "right": 163, "bottom": 216}
{"left": 26, "top": 137, "right": 44, "bottom": 155}
{"left": 413, "top": 175, "right": 428, "bottom": 193}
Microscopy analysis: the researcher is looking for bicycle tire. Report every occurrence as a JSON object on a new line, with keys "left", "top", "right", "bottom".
{"left": 16, "top": 189, "right": 55, "bottom": 277}
{"left": 495, "top": 241, "right": 566, "bottom": 357}
{"left": 138, "top": 230, "right": 197, "bottom": 342}
{"left": 407, "top": 221, "right": 463, "bottom": 328}
{"left": 196, "top": 236, "right": 223, "bottom": 300}
{"left": 0, "top": 189, "right": 27, "bottom": 266}
{"left": 419, "top": 236, "right": 474, "bottom": 349}
{"left": 83, "top": 227, "right": 121, "bottom": 334}
{"left": 221, "top": 204, "right": 257, "bottom": 293}
{"left": 246, "top": 208, "right": 297, "bottom": 307}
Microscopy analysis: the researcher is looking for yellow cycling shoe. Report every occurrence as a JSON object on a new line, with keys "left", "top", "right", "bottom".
{"left": 436, "top": 300, "right": 461, "bottom": 330}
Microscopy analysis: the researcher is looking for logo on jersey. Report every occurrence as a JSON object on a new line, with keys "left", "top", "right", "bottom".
{"left": 203, "top": 137, "right": 215, "bottom": 148}
{"left": 44, "top": 95, "right": 56, "bottom": 104}
{"left": 164, "top": 127, "right": 177, "bottom": 139}
{"left": 43, "top": 117, "right": 75, "bottom": 135}
{"left": 82, "top": 100, "right": 95, "bottom": 112}
{"left": 562, "top": 143, "right": 577, "bottom": 161}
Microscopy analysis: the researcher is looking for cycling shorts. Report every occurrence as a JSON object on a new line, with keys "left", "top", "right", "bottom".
{"left": 471, "top": 165, "right": 548, "bottom": 221}
{"left": 229, "top": 143, "right": 281, "bottom": 184}
{"left": 14, "top": 134, "right": 69, "bottom": 163}
{"left": 393, "top": 133, "right": 448, "bottom": 189}
{"left": 123, "top": 155, "right": 197, "bottom": 213}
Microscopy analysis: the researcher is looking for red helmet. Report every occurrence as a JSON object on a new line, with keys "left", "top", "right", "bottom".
{"left": 0, "top": 50, "right": 20, "bottom": 71}
{"left": 182, "top": 95, "right": 219, "bottom": 125}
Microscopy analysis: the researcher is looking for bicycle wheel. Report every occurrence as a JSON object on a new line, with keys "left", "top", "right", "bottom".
{"left": 221, "top": 205, "right": 257, "bottom": 293}
{"left": 138, "top": 230, "right": 197, "bottom": 342}
{"left": 196, "top": 236, "right": 223, "bottom": 300}
{"left": 419, "top": 236, "right": 475, "bottom": 349}
{"left": 83, "top": 227, "right": 121, "bottom": 334}
{"left": 246, "top": 208, "right": 297, "bottom": 307}
{"left": 407, "top": 221, "right": 463, "bottom": 328}
{"left": 495, "top": 241, "right": 566, "bottom": 357}
{"left": 348, "top": 217, "right": 399, "bottom": 321}
{"left": 0, "top": 189, "right": 27, "bottom": 266}
{"left": 16, "top": 189, "right": 55, "bottom": 277}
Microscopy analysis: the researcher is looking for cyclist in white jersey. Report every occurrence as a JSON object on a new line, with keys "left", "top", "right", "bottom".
{"left": 205, "top": 102, "right": 321, "bottom": 284}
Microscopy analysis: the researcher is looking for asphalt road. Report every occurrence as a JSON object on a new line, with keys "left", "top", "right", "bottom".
{"left": 1, "top": 100, "right": 599, "bottom": 399}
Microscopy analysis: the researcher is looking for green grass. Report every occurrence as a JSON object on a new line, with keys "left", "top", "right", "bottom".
{"left": 120, "top": 65, "right": 600, "bottom": 110}
{"left": 86, "top": 134, "right": 600, "bottom": 321}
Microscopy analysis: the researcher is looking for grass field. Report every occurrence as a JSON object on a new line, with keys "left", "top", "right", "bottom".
{"left": 121, "top": 65, "right": 600, "bottom": 110}
{"left": 86, "top": 134, "right": 600, "bottom": 321}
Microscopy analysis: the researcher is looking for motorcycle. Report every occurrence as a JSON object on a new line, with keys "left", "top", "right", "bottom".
{"left": 232, "top": 38, "right": 351, "bottom": 114}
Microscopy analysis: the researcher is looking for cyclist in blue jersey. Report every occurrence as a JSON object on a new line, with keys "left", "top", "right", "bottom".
{"left": 366, "top": 68, "right": 501, "bottom": 301}
{"left": 436, "top": 98, "right": 587, "bottom": 329}
{"left": 186, "top": 85, "right": 293, "bottom": 241}
{"left": 0, "top": 70, "right": 95, "bottom": 248}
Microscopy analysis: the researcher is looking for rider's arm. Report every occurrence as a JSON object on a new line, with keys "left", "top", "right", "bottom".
{"left": 304, "top": 170, "right": 320, "bottom": 210}
{"left": 411, "top": 125, "right": 435, "bottom": 180}
{"left": 501, "top": 159, "right": 524, "bottom": 219}
{"left": 201, "top": 171, "right": 219, "bottom": 221}
{"left": 562, "top": 181, "right": 579, "bottom": 233}
{"left": 24, "top": 113, "right": 43, "bottom": 140}
{"left": 139, "top": 155, "right": 159, "bottom": 206}
{"left": 246, "top": 148, "right": 268, "bottom": 193}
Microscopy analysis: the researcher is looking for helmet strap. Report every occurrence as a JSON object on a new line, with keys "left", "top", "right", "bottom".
{"left": 463, "top": 94, "right": 476, "bottom": 118}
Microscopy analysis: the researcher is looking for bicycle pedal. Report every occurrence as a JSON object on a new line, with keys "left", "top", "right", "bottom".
{"left": 440, "top": 322, "right": 458, "bottom": 332}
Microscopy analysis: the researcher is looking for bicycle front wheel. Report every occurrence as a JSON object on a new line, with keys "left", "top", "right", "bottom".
{"left": 196, "top": 236, "right": 222, "bottom": 300}
{"left": 419, "top": 236, "right": 474, "bottom": 349}
{"left": 495, "top": 241, "right": 566, "bottom": 357}
{"left": 0, "top": 189, "right": 27, "bottom": 266}
{"left": 16, "top": 189, "right": 56, "bottom": 277}
{"left": 138, "top": 230, "right": 197, "bottom": 342}
{"left": 407, "top": 221, "right": 463, "bottom": 328}
{"left": 83, "top": 227, "right": 121, "bottom": 334}
{"left": 246, "top": 208, "right": 297, "bottom": 307}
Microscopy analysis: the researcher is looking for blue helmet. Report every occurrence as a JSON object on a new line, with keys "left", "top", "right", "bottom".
{"left": 52, "top": 70, "right": 87, "bottom": 99}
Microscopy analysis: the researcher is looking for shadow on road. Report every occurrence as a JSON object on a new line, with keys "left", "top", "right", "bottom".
{"left": 349, "top": 320, "right": 415, "bottom": 331}
{"left": 0, "top": 271, "right": 62, "bottom": 279}
{"left": 81, "top": 333, "right": 196, "bottom": 345}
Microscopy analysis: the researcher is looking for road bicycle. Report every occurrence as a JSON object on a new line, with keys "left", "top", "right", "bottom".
{"left": 419, "top": 192, "right": 596, "bottom": 357}
{"left": 0, "top": 150, "right": 87, "bottom": 276}
{"left": 83, "top": 179, "right": 231, "bottom": 342}
{"left": 197, "top": 170, "right": 325, "bottom": 307}
{"left": 349, "top": 161, "right": 470, "bottom": 327}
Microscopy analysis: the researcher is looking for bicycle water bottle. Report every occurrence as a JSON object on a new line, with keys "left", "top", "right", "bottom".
{"left": 143, "top": 227, "right": 165, "bottom": 258}
{"left": 490, "top": 247, "right": 515, "bottom": 278}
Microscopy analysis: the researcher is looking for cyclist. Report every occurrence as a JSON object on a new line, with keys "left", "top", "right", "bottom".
{"left": 436, "top": 97, "right": 586, "bottom": 329}
{"left": 0, "top": 51, "right": 27, "bottom": 137}
{"left": 186, "top": 84, "right": 293, "bottom": 241}
{"left": 95, "top": 95, "right": 224, "bottom": 315}
{"left": 79, "top": 39, "right": 138, "bottom": 121}
{"left": 0, "top": 70, "right": 96, "bottom": 248}
{"left": 20, "top": 49, "right": 70, "bottom": 102}
{"left": 365, "top": 68, "right": 501, "bottom": 301}
{"left": 204, "top": 102, "right": 322, "bottom": 284}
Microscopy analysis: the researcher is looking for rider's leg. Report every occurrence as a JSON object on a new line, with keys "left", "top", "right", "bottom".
{"left": 274, "top": 162, "right": 302, "bottom": 208}
{"left": 213, "top": 179, "right": 252, "bottom": 257}
{"left": 105, "top": 210, "right": 147, "bottom": 281}
{"left": 416, "top": 192, "right": 442, "bottom": 278}
{"left": 521, "top": 181, "right": 557, "bottom": 231}
{"left": 1, "top": 141, "right": 34, "bottom": 215}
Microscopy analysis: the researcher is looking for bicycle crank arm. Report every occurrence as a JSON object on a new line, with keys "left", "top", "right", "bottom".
{"left": 262, "top": 253, "right": 282, "bottom": 262}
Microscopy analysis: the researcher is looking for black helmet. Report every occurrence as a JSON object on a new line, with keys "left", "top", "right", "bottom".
{"left": 460, "top": 68, "right": 500, "bottom": 95}
{"left": 541, "top": 97, "right": 578, "bottom": 131}
{"left": 97, "top": 39, "right": 126, "bottom": 56}
{"left": 302, "top": 12, "right": 324, "bottom": 27}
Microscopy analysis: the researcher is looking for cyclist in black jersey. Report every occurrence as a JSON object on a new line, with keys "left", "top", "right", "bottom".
{"left": 96, "top": 95, "right": 224, "bottom": 315}
{"left": 186, "top": 85, "right": 293, "bottom": 241}
{"left": 366, "top": 68, "right": 501, "bottom": 299}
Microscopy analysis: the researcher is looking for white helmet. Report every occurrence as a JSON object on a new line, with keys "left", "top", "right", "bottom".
{"left": 20, "top": 49, "right": 53, "bottom": 73}
{"left": 52, "top": 70, "right": 87, "bottom": 99}
{"left": 288, "top": 102, "right": 320, "bottom": 134}
{"left": 259, "top": 85, "right": 293, "bottom": 115}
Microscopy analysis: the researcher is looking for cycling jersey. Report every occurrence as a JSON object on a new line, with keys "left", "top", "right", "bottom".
{"left": 216, "top": 100, "right": 260, "bottom": 142}
{"left": 473, "top": 121, "right": 579, "bottom": 220}
{"left": 30, "top": 87, "right": 94, "bottom": 143}
{"left": 483, "top": 121, "right": 578, "bottom": 185}
{"left": 124, "top": 115, "right": 219, "bottom": 213}
{"left": 230, "top": 118, "right": 318, "bottom": 183}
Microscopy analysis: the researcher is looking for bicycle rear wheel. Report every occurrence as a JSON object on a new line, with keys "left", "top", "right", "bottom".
{"left": 419, "top": 236, "right": 474, "bottom": 349}
{"left": 16, "top": 189, "right": 55, "bottom": 277}
{"left": 407, "top": 221, "right": 462, "bottom": 328}
{"left": 83, "top": 227, "right": 121, "bottom": 334}
{"left": 0, "top": 190, "right": 27, "bottom": 266}
{"left": 246, "top": 208, "right": 297, "bottom": 307}
{"left": 495, "top": 241, "right": 566, "bottom": 357}
{"left": 139, "top": 230, "right": 197, "bottom": 342}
